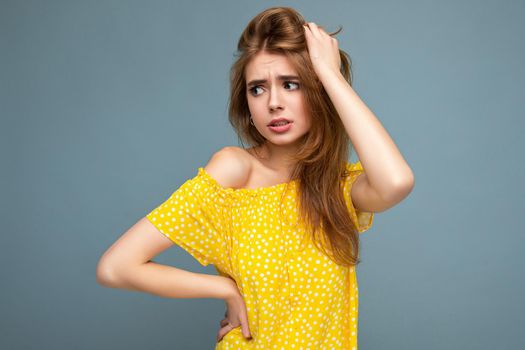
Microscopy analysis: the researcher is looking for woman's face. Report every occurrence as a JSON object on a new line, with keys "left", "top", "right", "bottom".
{"left": 245, "top": 51, "right": 311, "bottom": 146}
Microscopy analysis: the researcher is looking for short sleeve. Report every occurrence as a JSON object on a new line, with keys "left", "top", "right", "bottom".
{"left": 343, "top": 161, "right": 374, "bottom": 233}
{"left": 145, "top": 169, "right": 232, "bottom": 269}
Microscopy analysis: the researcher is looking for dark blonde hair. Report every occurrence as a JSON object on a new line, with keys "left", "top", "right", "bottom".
{"left": 228, "top": 7, "right": 361, "bottom": 267}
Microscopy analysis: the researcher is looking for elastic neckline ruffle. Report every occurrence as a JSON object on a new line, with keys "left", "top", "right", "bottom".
{"left": 197, "top": 167, "right": 298, "bottom": 200}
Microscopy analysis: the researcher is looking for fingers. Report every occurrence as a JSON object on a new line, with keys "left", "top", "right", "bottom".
{"left": 304, "top": 22, "right": 320, "bottom": 37}
{"left": 216, "top": 325, "right": 230, "bottom": 342}
{"left": 216, "top": 322, "right": 235, "bottom": 342}
{"left": 240, "top": 314, "right": 252, "bottom": 339}
{"left": 304, "top": 22, "right": 338, "bottom": 45}
{"left": 217, "top": 323, "right": 251, "bottom": 342}
{"left": 217, "top": 320, "right": 251, "bottom": 342}
{"left": 218, "top": 292, "right": 252, "bottom": 342}
{"left": 304, "top": 22, "right": 328, "bottom": 38}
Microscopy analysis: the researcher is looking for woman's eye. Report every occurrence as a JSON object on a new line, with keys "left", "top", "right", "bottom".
{"left": 250, "top": 86, "right": 264, "bottom": 96}
{"left": 284, "top": 81, "right": 300, "bottom": 90}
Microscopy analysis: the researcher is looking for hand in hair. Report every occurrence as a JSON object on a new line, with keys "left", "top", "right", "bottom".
{"left": 303, "top": 22, "right": 342, "bottom": 77}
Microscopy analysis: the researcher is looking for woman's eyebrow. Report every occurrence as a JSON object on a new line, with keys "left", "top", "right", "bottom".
{"left": 247, "top": 75, "right": 300, "bottom": 87}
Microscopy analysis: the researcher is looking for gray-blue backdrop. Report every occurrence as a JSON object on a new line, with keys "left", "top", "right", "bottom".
{"left": 1, "top": 0, "right": 523, "bottom": 349}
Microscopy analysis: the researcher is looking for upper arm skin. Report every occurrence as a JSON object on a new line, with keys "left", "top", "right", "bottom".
{"left": 96, "top": 146, "right": 249, "bottom": 285}
{"left": 351, "top": 172, "right": 414, "bottom": 213}
{"left": 96, "top": 216, "right": 174, "bottom": 285}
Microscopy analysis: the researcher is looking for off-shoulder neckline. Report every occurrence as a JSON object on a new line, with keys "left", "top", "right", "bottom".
{"left": 196, "top": 161, "right": 360, "bottom": 198}
{"left": 197, "top": 167, "right": 298, "bottom": 196}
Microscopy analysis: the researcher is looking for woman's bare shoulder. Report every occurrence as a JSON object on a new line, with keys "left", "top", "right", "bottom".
{"left": 203, "top": 146, "right": 252, "bottom": 189}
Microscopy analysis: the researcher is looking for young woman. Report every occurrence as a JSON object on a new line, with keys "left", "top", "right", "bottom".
{"left": 97, "top": 7, "right": 414, "bottom": 349}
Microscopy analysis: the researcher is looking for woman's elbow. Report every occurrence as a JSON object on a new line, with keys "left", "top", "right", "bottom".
{"left": 96, "top": 258, "right": 121, "bottom": 288}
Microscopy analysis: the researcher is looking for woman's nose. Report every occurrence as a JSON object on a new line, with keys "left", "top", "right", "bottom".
{"left": 268, "top": 87, "right": 284, "bottom": 111}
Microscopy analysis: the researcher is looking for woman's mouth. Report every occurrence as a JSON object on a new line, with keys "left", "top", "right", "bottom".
{"left": 268, "top": 121, "right": 293, "bottom": 133}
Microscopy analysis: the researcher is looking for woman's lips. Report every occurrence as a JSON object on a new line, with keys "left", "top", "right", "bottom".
{"left": 268, "top": 121, "right": 293, "bottom": 133}
{"left": 267, "top": 117, "right": 292, "bottom": 126}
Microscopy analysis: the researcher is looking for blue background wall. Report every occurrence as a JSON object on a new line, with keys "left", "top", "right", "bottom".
{"left": 2, "top": 0, "right": 523, "bottom": 349}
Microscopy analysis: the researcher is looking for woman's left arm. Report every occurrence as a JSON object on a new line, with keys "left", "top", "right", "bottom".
{"left": 304, "top": 22, "right": 415, "bottom": 212}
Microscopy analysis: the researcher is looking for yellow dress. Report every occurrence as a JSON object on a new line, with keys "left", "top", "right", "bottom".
{"left": 146, "top": 161, "right": 374, "bottom": 349}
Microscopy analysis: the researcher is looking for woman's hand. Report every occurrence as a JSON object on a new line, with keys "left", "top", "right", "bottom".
{"left": 217, "top": 277, "right": 252, "bottom": 342}
{"left": 303, "top": 22, "right": 341, "bottom": 78}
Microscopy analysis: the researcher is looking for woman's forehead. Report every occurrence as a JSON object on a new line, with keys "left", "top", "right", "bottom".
{"left": 245, "top": 52, "right": 297, "bottom": 79}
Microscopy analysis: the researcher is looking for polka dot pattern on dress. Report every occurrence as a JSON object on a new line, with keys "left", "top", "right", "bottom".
{"left": 146, "top": 161, "right": 374, "bottom": 349}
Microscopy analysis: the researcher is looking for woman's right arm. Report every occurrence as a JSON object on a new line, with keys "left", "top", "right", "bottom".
{"left": 96, "top": 216, "right": 237, "bottom": 300}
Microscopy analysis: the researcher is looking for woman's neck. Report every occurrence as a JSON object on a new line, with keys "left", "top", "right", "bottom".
{"left": 249, "top": 143, "right": 298, "bottom": 178}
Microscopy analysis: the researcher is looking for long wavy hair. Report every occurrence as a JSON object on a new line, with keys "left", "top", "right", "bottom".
{"left": 228, "top": 7, "right": 361, "bottom": 267}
